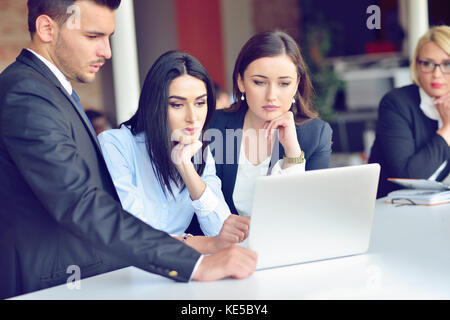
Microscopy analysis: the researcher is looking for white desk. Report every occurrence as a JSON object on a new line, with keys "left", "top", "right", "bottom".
{"left": 12, "top": 199, "right": 450, "bottom": 300}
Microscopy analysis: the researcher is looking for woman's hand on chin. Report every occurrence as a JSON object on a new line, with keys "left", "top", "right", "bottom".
{"left": 171, "top": 139, "right": 203, "bottom": 168}
{"left": 263, "top": 111, "right": 301, "bottom": 157}
{"left": 435, "top": 92, "right": 450, "bottom": 145}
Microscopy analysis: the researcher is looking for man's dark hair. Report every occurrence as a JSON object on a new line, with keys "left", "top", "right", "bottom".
{"left": 27, "top": 0, "right": 121, "bottom": 37}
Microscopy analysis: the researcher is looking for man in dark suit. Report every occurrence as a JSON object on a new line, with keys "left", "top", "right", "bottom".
{"left": 0, "top": 0, "right": 256, "bottom": 299}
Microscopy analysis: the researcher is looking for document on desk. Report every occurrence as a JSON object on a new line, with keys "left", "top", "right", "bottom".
{"left": 386, "top": 189, "right": 450, "bottom": 206}
{"left": 387, "top": 178, "right": 450, "bottom": 191}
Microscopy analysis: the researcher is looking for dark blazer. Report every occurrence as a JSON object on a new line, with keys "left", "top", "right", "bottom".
{"left": 0, "top": 50, "right": 200, "bottom": 299}
{"left": 369, "top": 84, "right": 450, "bottom": 198}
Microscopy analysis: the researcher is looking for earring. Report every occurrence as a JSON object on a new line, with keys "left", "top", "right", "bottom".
{"left": 241, "top": 93, "right": 245, "bottom": 101}
{"left": 292, "top": 98, "right": 296, "bottom": 104}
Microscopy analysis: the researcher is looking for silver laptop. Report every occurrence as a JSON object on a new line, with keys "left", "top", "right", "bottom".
{"left": 243, "top": 163, "right": 380, "bottom": 270}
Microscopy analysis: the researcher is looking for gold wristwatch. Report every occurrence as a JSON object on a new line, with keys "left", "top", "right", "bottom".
{"left": 283, "top": 151, "right": 305, "bottom": 164}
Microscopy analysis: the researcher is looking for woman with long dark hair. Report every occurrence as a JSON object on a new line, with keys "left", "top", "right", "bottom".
{"left": 207, "top": 30, "right": 333, "bottom": 218}
{"left": 98, "top": 51, "right": 249, "bottom": 254}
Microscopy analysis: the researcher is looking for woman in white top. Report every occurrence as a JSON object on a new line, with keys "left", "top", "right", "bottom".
{"left": 98, "top": 51, "right": 249, "bottom": 254}
{"left": 192, "top": 30, "right": 333, "bottom": 228}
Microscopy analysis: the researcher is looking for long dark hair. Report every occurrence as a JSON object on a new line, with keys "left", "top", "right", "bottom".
{"left": 123, "top": 50, "right": 216, "bottom": 197}
{"left": 229, "top": 30, "right": 318, "bottom": 122}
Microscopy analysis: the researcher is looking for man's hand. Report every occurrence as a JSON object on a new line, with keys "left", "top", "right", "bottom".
{"left": 192, "top": 245, "right": 257, "bottom": 281}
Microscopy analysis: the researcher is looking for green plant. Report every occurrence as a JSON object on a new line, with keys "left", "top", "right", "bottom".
{"left": 302, "top": 15, "right": 344, "bottom": 121}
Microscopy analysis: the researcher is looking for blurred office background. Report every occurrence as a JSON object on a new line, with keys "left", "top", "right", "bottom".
{"left": 0, "top": 0, "right": 449, "bottom": 166}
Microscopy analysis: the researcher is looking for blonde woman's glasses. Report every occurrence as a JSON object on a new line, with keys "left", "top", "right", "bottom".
{"left": 417, "top": 59, "right": 450, "bottom": 74}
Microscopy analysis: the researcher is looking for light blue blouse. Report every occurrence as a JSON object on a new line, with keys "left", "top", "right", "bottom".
{"left": 98, "top": 125, "right": 231, "bottom": 236}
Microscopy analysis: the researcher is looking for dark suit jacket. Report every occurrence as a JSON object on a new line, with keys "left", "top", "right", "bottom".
{"left": 0, "top": 50, "right": 200, "bottom": 299}
{"left": 369, "top": 84, "right": 450, "bottom": 198}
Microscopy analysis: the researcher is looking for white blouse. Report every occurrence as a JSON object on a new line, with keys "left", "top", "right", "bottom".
{"left": 232, "top": 140, "right": 306, "bottom": 216}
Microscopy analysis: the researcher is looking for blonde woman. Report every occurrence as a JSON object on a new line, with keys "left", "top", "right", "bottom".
{"left": 369, "top": 25, "right": 450, "bottom": 198}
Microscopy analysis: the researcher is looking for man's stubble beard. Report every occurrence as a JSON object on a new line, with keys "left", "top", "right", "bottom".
{"left": 54, "top": 34, "right": 95, "bottom": 84}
